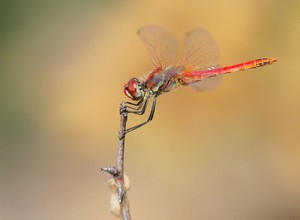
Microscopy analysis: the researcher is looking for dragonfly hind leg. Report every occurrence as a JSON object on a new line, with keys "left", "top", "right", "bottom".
{"left": 125, "top": 95, "right": 157, "bottom": 134}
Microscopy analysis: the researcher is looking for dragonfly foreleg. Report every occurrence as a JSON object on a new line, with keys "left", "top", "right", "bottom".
{"left": 126, "top": 95, "right": 150, "bottom": 115}
{"left": 125, "top": 98, "right": 145, "bottom": 111}
{"left": 125, "top": 95, "right": 157, "bottom": 134}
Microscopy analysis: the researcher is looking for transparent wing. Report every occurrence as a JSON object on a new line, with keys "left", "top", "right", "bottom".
{"left": 189, "top": 75, "right": 223, "bottom": 91}
{"left": 179, "top": 28, "right": 220, "bottom": 71}
{"left": 178, "top": 28, "right": 222, "bottom": 91}
{"left": 138, "top": 25, "right": 179, "bottom": 69}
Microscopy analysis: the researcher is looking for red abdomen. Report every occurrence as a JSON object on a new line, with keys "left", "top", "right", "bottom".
{"left": 181, "top": 58, "right": 277, "bottom": 83}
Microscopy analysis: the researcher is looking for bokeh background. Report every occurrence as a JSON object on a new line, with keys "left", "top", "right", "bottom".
{"left": 1, "top": 0, "right": 299, "bottom": 219}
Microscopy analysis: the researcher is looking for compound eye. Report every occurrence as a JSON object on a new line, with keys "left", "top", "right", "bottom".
{"left": 123, "top": 87, "right": 133, "bottom": 99}
{"left": 124, "top": 78, "right": 142, "bottom": 100}
{"left": 128, "top": 78, "right": 138, "bottom": 93}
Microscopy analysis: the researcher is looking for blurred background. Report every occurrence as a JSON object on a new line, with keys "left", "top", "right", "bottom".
{"left": 1, "top": 0, "right": 299, "bottom": 219}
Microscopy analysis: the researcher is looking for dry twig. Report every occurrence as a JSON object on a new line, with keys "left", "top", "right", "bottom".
{"left": 102, "top": 102, "right": 131, "bottom": 220}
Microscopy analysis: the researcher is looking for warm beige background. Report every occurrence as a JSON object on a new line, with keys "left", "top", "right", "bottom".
{"left": 1, "top": 0, "right": 299, "bottom": 219}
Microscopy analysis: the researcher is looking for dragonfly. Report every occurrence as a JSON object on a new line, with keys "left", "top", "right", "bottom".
{"left": 123, "top": 25, "right": 277, "bottom": 133}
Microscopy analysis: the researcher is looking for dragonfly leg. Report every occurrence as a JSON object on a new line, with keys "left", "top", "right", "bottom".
{"left": 126, "top": 98, "right": 143, "bottom": 106}
{"left": 125, "top": 98, "right": 145, "bottom": 111}
{"left": 125, "top": 95, "right": 157, "bottom": 134}
{"left": 126, "top": 96, "right": 150, "bottom": 115}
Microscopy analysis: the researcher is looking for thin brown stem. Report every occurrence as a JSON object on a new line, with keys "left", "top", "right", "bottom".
{"left": 102, "top": 101, "right": 131, "bottom": 220}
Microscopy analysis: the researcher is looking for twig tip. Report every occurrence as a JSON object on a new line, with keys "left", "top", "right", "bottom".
{"left": 101, "top": 166, "right": 118, "bottom": 176}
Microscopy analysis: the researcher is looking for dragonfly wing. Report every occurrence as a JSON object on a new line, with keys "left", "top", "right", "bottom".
{"left": 179, "top": 28, "right": 220, "bottom": 71}
{"left": 178, "top": 28, "right": 223, "bottom": 90}
{"left": 138, "top": 25, "right": 179, "bottom": 69}
{"left": 189, "top": 75, "right": 223, "bottom": 91}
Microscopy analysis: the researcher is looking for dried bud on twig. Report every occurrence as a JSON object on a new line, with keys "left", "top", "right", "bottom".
{"left": 108, "top": 174, "right": 131, "bottom": 217}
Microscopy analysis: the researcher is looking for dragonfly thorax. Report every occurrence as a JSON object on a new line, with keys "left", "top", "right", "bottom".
{"left": 124, "top": 78, "right": 145, "bottom": 100}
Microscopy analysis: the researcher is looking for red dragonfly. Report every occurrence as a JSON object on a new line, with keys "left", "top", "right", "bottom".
{"left": 123, "top": 25, "right": 277, "bottom": 133}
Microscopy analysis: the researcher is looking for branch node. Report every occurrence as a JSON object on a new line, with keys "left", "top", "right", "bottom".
{"left": 101, "top": 166, "right": 118, "bottom": 176}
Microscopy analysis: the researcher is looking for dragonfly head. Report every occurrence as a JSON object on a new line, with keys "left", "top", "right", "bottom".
{"left": 124, "top": 78, "right": 144, "bottom": 100}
